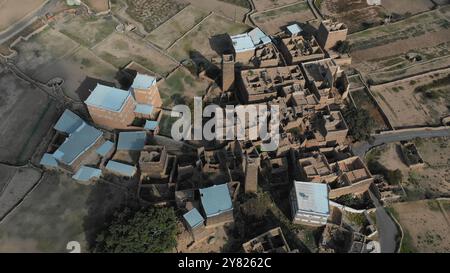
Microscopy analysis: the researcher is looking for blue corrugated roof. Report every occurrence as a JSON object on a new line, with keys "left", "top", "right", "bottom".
{"left": 144, "top": 120, "right": 159, "bottom": 131}
{"left": 96, "top": 140, "right": 114, "bottom": 156}
{"left": 134, "top": 104, "right": 154, "bottom": 115}
{"left": 199, "top": 184, "right": 233, "bottom": 218}
{"left": 105, "top": 160, "right": 136, "bottom": 177}
{"left": 183, "top": 208, "right": 204, "bottom": 229}
{"left": 85, "top": 84, "right": 131, "bottom": 112}
{"left": 54, "top": 109, "right": 84, "bottom": 134}
{"left": 40, "top": 153, "right": 58, "bottom": 168}
{"left": 131, "top": 73, "right": 156, "bottom": 90}
{"left": 287, "top": 24, "right": 303, "bottom": 35}
{"left": 230, "top": 33, "right": 255, "bottom": 53}
{"left": 72, "top": 166, "right": 101, "bottom": 182}
{"left": 53, "top": 123, "right": 103, "bottom": 165}
{"left": 248, "top": 27, "right": 270, "bottom": 46}
{"left": 293, "top": 181, "right": 329, "bottom": 215}
{"left": 117, "top": 131, "right": 146, "bottom": 150}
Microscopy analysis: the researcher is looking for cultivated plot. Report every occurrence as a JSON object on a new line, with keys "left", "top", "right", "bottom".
{"left": 53, "top": 14, "right": 117, "bottom": 48}
{"left": 168, "top": 13, "right": 249, "bottom": 61}
{"left": 371, "top": 72, "right": 450, "bottom": 128}
{"left": 252, "top": 1, "right": 315, "bottom": 34}
{"left": 391, "top": 200, "right": 450, "bottom": 253}
{"left": 12, "top": 27, "right": 79, "bottom": 76}
{"left": 94, "top": 32, "right": 178, "bottom": 77}
{"left": 32, "top": 47, "right": 119, "bottom": 101}
{"left": 147, "top": 4, "right": 209, "bottom": 50}
{"left": 0, "top": 72, "right": 59, "bottom": 165}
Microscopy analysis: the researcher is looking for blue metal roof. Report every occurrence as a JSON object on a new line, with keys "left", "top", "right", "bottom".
{"left": 183, "top": 208, "right": 204, "bottom": 229}
{"left": 40, "top": 153, "right": 58, "bottom": 168}
{"left": 72, "top": 166, "right": 101, "bottom": 182}
{"left": 85, "top": 84, "right": 131, "bottom": 112}
{"left": 199, "top": 184, "right": 233, "bottom": 218}
{"left": 96, "top": 140, "right": 114, "bottom": 156}
{"left": 117, "top": 131, "right": 146, "bottom": 150}
{"left": 53, "top": 123, "right": 103, "bottom": 165}
{"left": 131, "top": 73, "right": 156, "bottom": 90}
{"left": 105, "top": 160, "right": 136, "bottom": 177}
{"left": 230, "top": 33, "right": 255, "bottom": 53}
{"left": 248, "top": 27, "right": 271, "bottom": 46}
{"left": 54, "top": 109, "right": 84, "bottom": 134}
{"left": 134, "top": 104, "right": 154, "bottom": 115}
{"left": 293, "top": 181, "right": 329, "bottom": 215}
{"left": 144, "top": 120, "right": 159, "bottom": 131}
{"left": 287, "top": 24, "right": 303, "bottom": 36}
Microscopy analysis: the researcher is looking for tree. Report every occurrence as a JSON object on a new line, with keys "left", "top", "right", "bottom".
{"left": 334, "top": 40, "right": 351, "bottom": 54}
{"left": 343, "top": 106, "right": 375, "bottom": 142}
{"left": 94, "top": 207, "right": 178, "bottom": 253}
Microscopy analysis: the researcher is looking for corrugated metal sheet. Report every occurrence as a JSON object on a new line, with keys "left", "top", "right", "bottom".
{"left": 230, "top": 33, "right": 255, "bottom": 53}
{"left": 53, "top": 123, "right": 103, "bottom": 165}
{"left": 287, "top": 24, "right": 302, "bottom": 36}
{"left": 40, "top": 153, "right": 58, "bottom": 168}
{"left": 199, "top": 184, "right": 233, "bottom": 218}
{"left": 144, "top": 120, "right": 159, "bottom": 131}
{"left": 54, "top": 109, "right": 83, "bottom": 134}
{"left": 134, "top": 104, "right": 154, "bottom": 115}
{"left": 96, "top": 140, "right": 114, "bottom": 156}
{"left": 117, "top": 131, "right": 146, "bottom": 151}
{"left": 131, "top": 73, "right": 156, "bottom": 90}
{"left": 293, "top": 181, "right": 329, "bottom": 215}
{"left": 105, "top": 160, "right": 136, "bottom": 177}
{"left": 248, "top": 27, "right": 270, "bottom": 46}
{"left": 72, "top": 166, "right": 101, "bottom": 182}
{"left": 85, "top": 84, "right": 130, "bottom": 112}
{"left": 183, "top": 208, "right": 204, "bottom": 228}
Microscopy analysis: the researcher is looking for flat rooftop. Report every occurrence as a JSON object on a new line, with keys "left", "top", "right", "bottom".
{"left": 240, "top": 65, "right": 305, "bottom": 95}
{"left": 85, "top": 84, "right": 130, "bottom": 112}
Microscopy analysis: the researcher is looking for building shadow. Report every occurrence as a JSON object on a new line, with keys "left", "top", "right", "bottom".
{"left": 82, "top": 180, "right": 139, "bottom": 251}
{"left": 76, "top": 76, "right": 116, "bottom": 102}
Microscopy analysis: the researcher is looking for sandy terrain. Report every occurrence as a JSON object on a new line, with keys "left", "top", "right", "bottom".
{"left": 84, "top": 0, "right": 110, "bottom": 13}
{"left": 392, "top": 200, "right": 450, "bottom": 252}
{"left": 0, "top": 0, "right": 46, "bottom": 32}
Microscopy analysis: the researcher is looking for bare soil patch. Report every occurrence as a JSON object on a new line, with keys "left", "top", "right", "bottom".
{"left": 84, "top": 0, "right": 110, "bottom": 13}
{"left": 391, "top": 200, "right": 450, "bottom": 252}
{"left": 0, "top": 0, "right": 46, "bottom": 32}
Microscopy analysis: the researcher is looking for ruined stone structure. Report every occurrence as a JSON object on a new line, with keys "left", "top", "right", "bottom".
{"left": 242, "top": 227, "right": 291, "bottom": 253}
{"left": 279, "top": 35, "right": 325, "bottom": 65}
{"left": 237, "top": 65, "right": 306, "bottom": 103}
